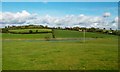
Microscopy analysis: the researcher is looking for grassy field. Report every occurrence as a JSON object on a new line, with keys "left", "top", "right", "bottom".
{"left": 54, "top": 30, "right": 117, "bottom": 38}
{"left": 9, "top": 29, "right": 52, "bottom": 33}
{"left": 2, "top": 33, "right": 52, "bottom": 39}
{"left": 0, "top": 33, "right": 2, "bottom": 71}
{"left": 3, "top": 29, "right": 117, "bottom": 39}
{"left": 2, "top": 29, "right": 118, "bottom": 70}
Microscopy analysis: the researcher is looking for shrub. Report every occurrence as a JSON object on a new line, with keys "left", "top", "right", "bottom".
{"left": 2, "top": 29, "right": 9, "bottom": 33}
{"left": 44, "top": 37, "right": 50, "bottom": 41}
{"left": 36, "top": 30, "right": 38, "bottom": 33}
{"left": 29, "top": 30, "right": 33, "bottom": 33}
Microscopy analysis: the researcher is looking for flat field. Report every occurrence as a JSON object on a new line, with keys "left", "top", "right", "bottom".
{"left": 2, "top": 29, "right": 118, "bottom": 70}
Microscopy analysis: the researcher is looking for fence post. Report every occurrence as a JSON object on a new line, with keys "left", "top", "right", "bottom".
{"left": 83, "top": 30, "right": 85, "bottom": 43}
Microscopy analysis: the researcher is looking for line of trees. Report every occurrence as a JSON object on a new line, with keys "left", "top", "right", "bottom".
{"left": 64, "top": 27, "right": 120, "bottom": 36}
{"left": 1, "top": 25, "right": 120, "bottom": 36}
{"left": 3, "top": 25, "right": 47, "bottom": 30}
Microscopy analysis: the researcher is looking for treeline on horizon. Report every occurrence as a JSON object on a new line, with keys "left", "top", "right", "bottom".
{"left": 1, "top": 25, "right": 120, "bottom": 36}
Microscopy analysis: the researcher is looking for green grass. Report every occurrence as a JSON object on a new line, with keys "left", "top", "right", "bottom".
{"left": 2, "top": 29, "right": 118, "bottom": 70}
{"left": 54, "top": 29, "right": 117, "bottom": 38}
{"left": 2, "top": 33, "right": 52, "bottom": 39}
{"left": 0, "top": 33, "right": 2, "bottom": 71}
{"left": 2, "top": 29, "right": 117, "bottom": 39}
{"left": 2, "top": 38, "right": 118, "bottom": 70}
{"left": 9, "top": 29, "right": 52, "bottom": 33}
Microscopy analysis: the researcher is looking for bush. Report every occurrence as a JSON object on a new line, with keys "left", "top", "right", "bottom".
{"left": 2, "top": 29, "right": 9, "bottom": 33}
{"left": 36, "top": 30, "right": 38, "bottom": 33}
{"left": 44, "top": 37, "right": 50, "bottom": 41}
{"left": 29, "top": 30, "right": 33, "bottom": 33}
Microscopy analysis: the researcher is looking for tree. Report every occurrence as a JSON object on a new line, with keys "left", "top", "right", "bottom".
{"left": 87, "top": 27, "right": 96, "bottom": 32}
{"left": 36, "top": 30, "right": 38, "bottom": 33}
{"left": 103, "top": 28, "right": 106, "bottom": 30}
{"left": 2, "top": 28, "right": 8, "bottom": 33}
{"left": 110, "top": 28, "right": 112, "bottom": 30}
{"left": 5, "top": 26, "right": 8, "bottom": 29}
{"left": 45, "top": 25, "right": 48, "bottom": 29}
{"left": 29, "top": 30, "right": 33, "bottom": 33}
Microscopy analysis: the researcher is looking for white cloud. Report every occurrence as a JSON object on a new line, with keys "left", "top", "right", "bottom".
{"left": 1, "top": 10, "right": 37, "bottom": 24}
{"left": 42, "top": 0, "right": 48, "bottom": 4}
{"left": 0, "top": 10, "right": 118, "bottom": 29}
{"left": 114, "top": 16, "right": 118, "bottom": 23}
{"left": 103, "top": 12, "right": 111, "bottom": 17}
{"left": 111, "top": 17, "right": 118, "bottom": 29}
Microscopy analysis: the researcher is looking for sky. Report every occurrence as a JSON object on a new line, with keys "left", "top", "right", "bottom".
{"left": 2, "top": 2, "right": 118, "bottom": 17}
{"left": 0, "top": 2, "right": 119, "bottom": 29}
{"left": 2, "top": 0, "right": 120, "bottom": 2}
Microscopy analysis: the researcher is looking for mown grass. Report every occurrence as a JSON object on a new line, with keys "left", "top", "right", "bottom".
{"left": 0, "top": 33, "right": 2, "bottom": 71}
{"left": 2, "top": 29, "right": 118, "bottom": 70}
{"left": 2, "top": 38, "right": 118, "bottom": 70}
{"left": 2, "top": 29, "right": 117, "bottom": 39}
{"left": 9, "top": 29, "right": 52, "bottom": 33}
{"left": 54, "top": 29, "right": 117, "bottom": 38}
{"left": 2, "top": 33, "right": 52, "bottom": 39}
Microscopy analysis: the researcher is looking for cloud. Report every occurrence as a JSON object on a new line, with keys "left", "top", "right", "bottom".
{"left": 114, "top": 16, "right": 118, "bottom": 23}
{"left": 103, "top": 12, "right": 111, "bottom": 17}
{"left": 1, "top": 10, "right": 37, "bottom": 24}
{"left": 42, "top": 0, "right": 48, "bottom": 4}
{"left": 0, "top": 10, "right": 118, "bottom": 29}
